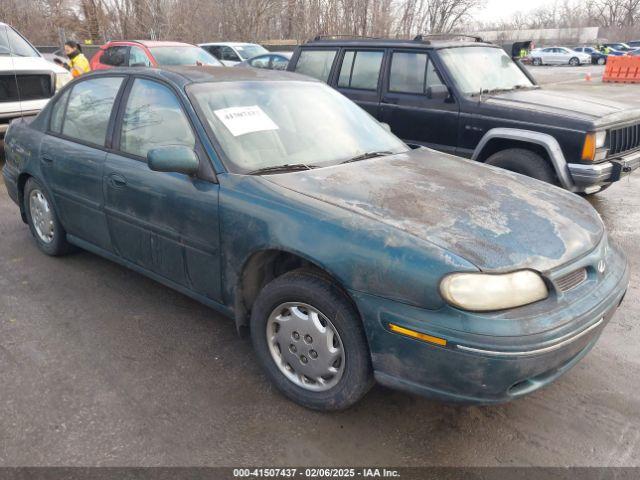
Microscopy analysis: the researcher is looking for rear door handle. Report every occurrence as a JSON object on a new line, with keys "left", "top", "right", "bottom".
{"left": 108, "top": 172, "right": 127, "bottom": 188}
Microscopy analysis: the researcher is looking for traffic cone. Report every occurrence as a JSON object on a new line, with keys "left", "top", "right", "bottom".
{"left": 585, "top": 72, "right": 592, "bottom": 81}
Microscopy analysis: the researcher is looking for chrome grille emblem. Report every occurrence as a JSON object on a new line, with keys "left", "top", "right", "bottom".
{"left": 597, "top": 260, "right": 606, "bottom": 274}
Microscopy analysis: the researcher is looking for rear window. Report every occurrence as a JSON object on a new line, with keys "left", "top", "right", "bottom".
{"left": 337, "top": 50, "right": 383, "bottom": 90}
{"left": 294, "top": 50, "right": 337, "bottom": 82}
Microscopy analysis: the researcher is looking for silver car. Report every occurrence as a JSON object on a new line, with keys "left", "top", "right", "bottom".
{"left": 530, "top": 47, "right": 592, "bottom": 66}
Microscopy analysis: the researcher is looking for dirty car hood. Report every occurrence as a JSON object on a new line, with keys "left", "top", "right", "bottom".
{"left": 486, "top": 89, "right": 640, "bottom": 126}
{"left": 264, "top": 149, "right": 604, "bottom": 272}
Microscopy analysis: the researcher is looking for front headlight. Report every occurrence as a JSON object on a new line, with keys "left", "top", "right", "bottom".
{"left": 55, "top": 72, "right": 72, "bottom": 92}
{"left": 439, "top": 270, "right": 548, "bottom": 311}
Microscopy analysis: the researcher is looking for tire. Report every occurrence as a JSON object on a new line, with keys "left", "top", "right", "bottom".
{"left": 23, "top": 178, "right": 73, "bottom": 256}
{"left": 250, "top": 268, "right": 373, "bottom": 411}
{"left": 532, "top": 57, "right": 542, "bottom": 66}
{"left": 569, "top": 57, "right": 580, "bottom": 66}
{"left": 597, "top": 56, "right": 606, "bottom": 65}
{"left": 485, "top": 148, "right": 557, "bottom": 185}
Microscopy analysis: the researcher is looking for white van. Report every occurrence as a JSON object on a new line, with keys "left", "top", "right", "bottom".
{"left": 1, "top": 23, "right": 70, "bottom": 136}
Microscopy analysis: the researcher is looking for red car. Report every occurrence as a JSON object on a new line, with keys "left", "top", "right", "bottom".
{"left": 90, "top": 40, "right": 223, "bottom": 70}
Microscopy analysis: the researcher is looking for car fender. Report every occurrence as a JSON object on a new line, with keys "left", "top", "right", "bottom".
{"left": 472, "top": 127, "right": 575, "bottom": 190}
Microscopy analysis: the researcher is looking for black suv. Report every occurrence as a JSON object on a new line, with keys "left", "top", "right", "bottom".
{"left": 288, "top": 35, "right": 640, "bottom": 194}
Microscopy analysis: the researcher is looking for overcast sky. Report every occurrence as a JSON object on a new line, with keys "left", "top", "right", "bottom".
{"left": 471, "top": 0, "right": 551, "bottom": 24}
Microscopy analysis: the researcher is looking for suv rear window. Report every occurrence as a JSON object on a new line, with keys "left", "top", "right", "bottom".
{"left": 337, "top": 50, "right": 383, "bottom": 90}
{"left": 295, "top": 50, "right": 337, "bottom": 82}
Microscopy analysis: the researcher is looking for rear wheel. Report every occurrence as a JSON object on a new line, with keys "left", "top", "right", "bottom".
{"left": 485, "top": 148, "right": 557, "bottom": 185}
{"left": 597, "top": 56, "right": 606, "bottom": 65}
{"left": 250, "top": 268, "right": 373, "bottom": 411}
{"left": 23, "top": 178, "right": 73, "bottom": 256}
{"left": 569, "top": 57, "right": 580, "bottom": 66}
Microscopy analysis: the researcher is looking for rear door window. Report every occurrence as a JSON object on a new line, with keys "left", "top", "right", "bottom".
{"left": 49, "top": 89, "right": 70, "bottom": 133}
{"left": 294, "top": 50, "right": 337, "bottom": 82}
{"left": 337, "top": 50, "right": 384, "bottom": 90}
{"left": 61, "top": 77, "right": 123, "bottom": 146}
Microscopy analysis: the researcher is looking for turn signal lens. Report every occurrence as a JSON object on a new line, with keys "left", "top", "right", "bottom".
{"left": 440, "top": 270, "right": 548, "bottom": 312}
{"left": 582, "top": 131, "right": 606, "bottom": 161}
{"left": 388, "top": 324, "right": 447, "bottom": 346}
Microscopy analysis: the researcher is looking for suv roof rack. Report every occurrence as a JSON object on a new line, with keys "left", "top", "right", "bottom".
{"left": 413, "top": 33, "right": 484, "bottom": 43}
{"left": 311, "top": 34, "right": 381, "bottom": 41}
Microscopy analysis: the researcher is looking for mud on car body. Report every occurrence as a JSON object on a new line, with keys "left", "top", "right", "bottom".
{"left": 288, "top": 35, "right": 640, "bottom": 195}
{"left": 2, "top": 67, "right": 629, "bottom": 410}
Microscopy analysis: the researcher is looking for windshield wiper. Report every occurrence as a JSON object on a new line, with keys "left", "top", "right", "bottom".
{"left": 247, "top": 163, "right": 315, "bottom": 175}
{"left": 340, "top": 151, "right": 394, "bottom": 164}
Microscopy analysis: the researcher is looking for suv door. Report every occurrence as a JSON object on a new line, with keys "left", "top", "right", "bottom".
{"left": 379, "top": 50, "right": 458, "bottom": 153}
{"left": 220, "top": 46, "right": 241, "bottom": 65}
{"left": 40, "top": 75, "right": 125, "bottom": 251}
{"left": 333, "top": 49, "right": 385, "bottom": 118}
{"left": 104, "top": 77, "right": 222, "bottom": 301}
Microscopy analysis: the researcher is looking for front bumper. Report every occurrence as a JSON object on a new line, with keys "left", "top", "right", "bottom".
{"left": 351, "top": 243, "right": 628, "bottom": 404}
{"left": 568, "top": 150, "right": 640, "bottom": 192}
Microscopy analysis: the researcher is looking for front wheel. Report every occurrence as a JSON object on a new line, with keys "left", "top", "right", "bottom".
{"left": 24, "top": 178, "right": 73, "bottom": 256}
{"left": 532, "top": 57, "right": 542, "bottom": 66}
{"left": 250, "top": 269, "right": 373, "bottom": 411}
{"left": 569, "top": 57, "right": 580, "bottom": 66}
{"left": 485, "top": 148, "right": 558, "bottom": 185}
{"left": 597, "top": 56, "right": 606, "bottom": 65}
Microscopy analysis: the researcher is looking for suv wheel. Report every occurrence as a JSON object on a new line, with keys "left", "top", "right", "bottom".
{"left": 485, "top": 148, "right": 557, "bottom": 185}
{"left": 24, "top": 178, "right": 73, "bottom": 256}
{"left": 532, "top": 57, "right": 542, "bottom": 66}
{"left": 250, "top": 268, "right": 373, "bottom": 410}
{"left": 569, "top": 57, "right": 580, "bottom": 66}
{"left": 597, "top": 56, "right": 606, "bottom": 65}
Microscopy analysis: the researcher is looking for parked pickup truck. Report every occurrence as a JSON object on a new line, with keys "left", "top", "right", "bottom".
{"left": 0, "top": 23, "right": 70, "bottom": 137}
{"left": 288, "top": 35, "right": 640, "bottom": 195}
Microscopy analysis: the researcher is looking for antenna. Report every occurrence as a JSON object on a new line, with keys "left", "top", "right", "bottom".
{"left": 1, "top": 24, "right": 24, "bottom": 125}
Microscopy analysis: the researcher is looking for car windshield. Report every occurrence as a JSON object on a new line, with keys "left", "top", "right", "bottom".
{"left": 235, "top": 44, "right": 268, "bottom": 60}
{"left": 148, "top": 46, "right": 222, "bottom": 66}
{"left": 439, "top": 46, "right": 535, "bottom": 96}
{"left": 0, "top": 25, "right": 40, "bottom": 57}
{"left": 189, "top": 80, "right": 408, "bottom": 174}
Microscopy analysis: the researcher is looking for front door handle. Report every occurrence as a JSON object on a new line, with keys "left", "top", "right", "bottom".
{"left": 41, "top": 154, "right": 53, "bottom": 163}
{"left": 108, "top": 173, "right": 127, "bottom": 188}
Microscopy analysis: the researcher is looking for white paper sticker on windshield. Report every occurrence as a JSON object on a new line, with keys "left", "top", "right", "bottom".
{"left": 214, "top": 106, "right": 279, "bottom": 137}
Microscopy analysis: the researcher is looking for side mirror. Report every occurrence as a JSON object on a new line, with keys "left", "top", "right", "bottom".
{"left": 147, "top": 146, "right": 199, "bottom": 175}
{"left": 380, "top": 122, "right": 392, "bottom": 132}
{"left": 427, "top": 84, "right": 450, "bottom": 100}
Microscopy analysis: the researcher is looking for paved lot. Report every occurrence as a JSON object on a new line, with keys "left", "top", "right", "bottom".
{"left": 1, "top": 69, "right": 640, "bottom": 467}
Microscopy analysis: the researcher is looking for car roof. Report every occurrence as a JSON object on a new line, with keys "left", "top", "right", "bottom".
{"left": 198, "top": 42, "right": 261, "bottom": 47}
{"left": 85, "top": 65, "right": 314, "bottom": 88}
{"left": 105, "top": 40, "right": 195, "bottom": 48}
{"left": 300, "top": 37, "right": 495, "bottom": 50}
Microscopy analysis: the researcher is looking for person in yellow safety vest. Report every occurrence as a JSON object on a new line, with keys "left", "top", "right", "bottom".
{"left": 55, "top": 41, "right": 91, "bottom": 78}
{"left": 519, "top": 48, "right": 527, "bottom": 59}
